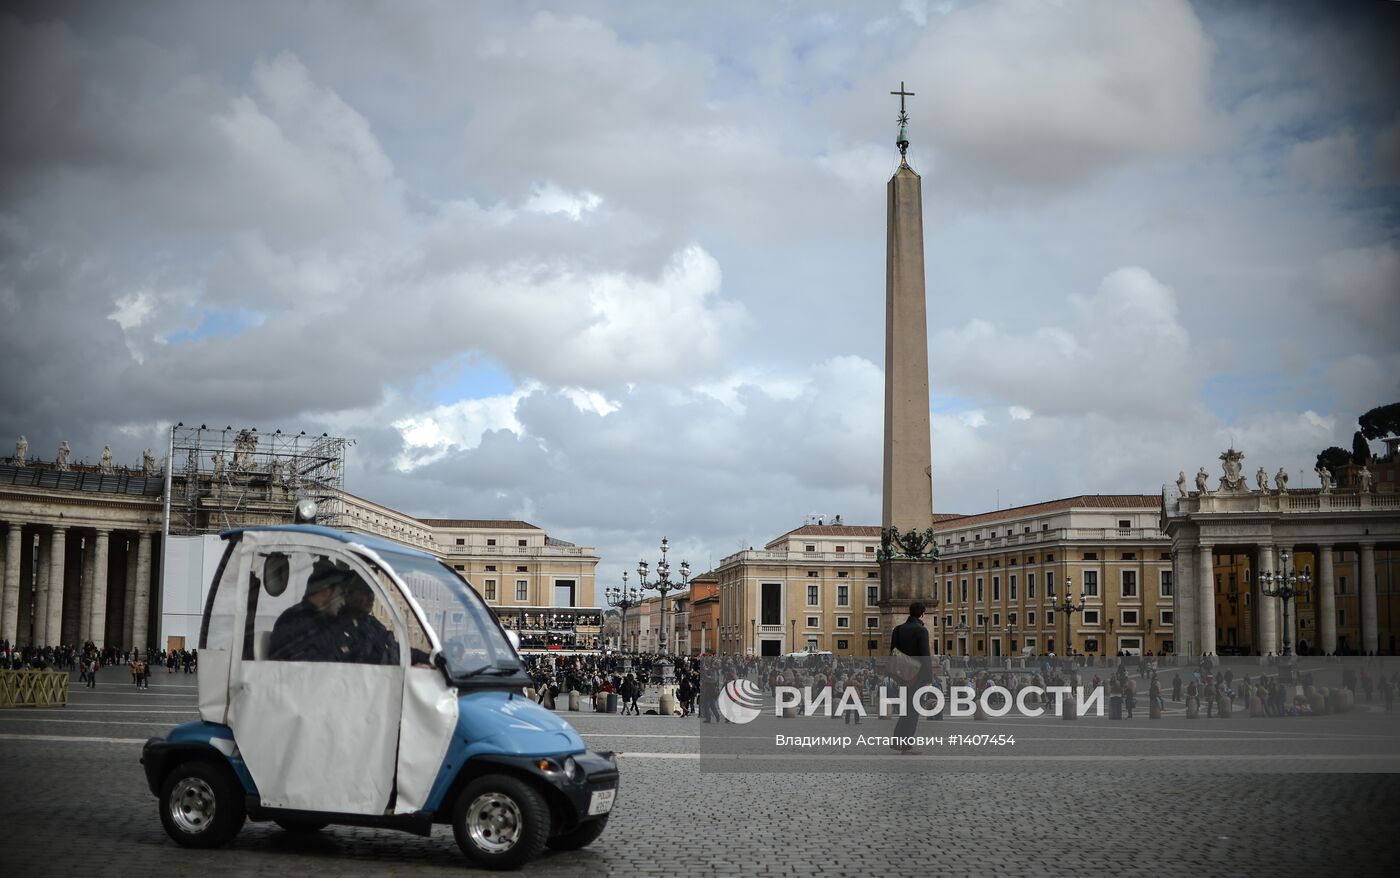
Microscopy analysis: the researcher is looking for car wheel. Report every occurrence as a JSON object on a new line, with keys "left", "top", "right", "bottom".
{"left": 273, "top": 817, "right": 330, "bottom": 833}
{"left": 546, "top": 815, "right": 609, "bottom": 851}
{"left": 158, "top": 760, "right": 246, "bottom": 848}
{"left": 452, "top": 774, "right": 551, "bottom": 870}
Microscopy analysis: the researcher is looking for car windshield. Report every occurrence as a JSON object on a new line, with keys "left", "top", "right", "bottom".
{"left": 381, "top": 551, "right": 524, "bottom": 679}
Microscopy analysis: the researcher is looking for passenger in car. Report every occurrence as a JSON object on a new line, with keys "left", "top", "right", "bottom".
{"left": 269, "top": 558, "right": 352, "bottom": 662}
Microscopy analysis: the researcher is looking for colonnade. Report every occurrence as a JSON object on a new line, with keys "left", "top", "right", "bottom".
{"left": 1173, "top": 540, "right": 1380, "bottom": 656}
{"left": 0, "top": 522, "right": 157, "bottom": 650}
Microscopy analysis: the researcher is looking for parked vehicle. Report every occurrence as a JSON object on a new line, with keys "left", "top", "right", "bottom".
{"left": 141, "top": 504, "right": 618, "bottom": 870}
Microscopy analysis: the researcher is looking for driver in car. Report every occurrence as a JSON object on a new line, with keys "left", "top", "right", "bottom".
{"left": 269, "top": 558, "right": 352, "bottom": 662}
{"left": 338, "top": 579, "right": 399, "bottom": 665}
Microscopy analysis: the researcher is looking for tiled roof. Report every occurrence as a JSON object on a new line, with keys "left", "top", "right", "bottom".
{"left": 931, "top": 495, "right": 1162, "bottom": 530}
{"left": 416, "top": 518, "right": 541, "bottom": 530}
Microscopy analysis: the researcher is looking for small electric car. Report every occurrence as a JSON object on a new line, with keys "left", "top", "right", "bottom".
{"left": 141, "top": 509, "right": 617, "bottom": 870}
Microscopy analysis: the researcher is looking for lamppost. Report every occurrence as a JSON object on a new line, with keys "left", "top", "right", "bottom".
{"left": 1004, "top": 625, "right": 1016, "bottom": 670}
{"left": 1050, "top": 577, "right": 1087, "bottom": 665}
{"left": 605, "top": 572, "right": 642, "bottom": 655}
{"left": 636, "top": 537, "right": 689, "bottom": 658}
{"left": 955, "top": 621, "right": 969, "bottom": 658}
{"left": 1259, "top": 549, "right": 1311, "bottom": 657}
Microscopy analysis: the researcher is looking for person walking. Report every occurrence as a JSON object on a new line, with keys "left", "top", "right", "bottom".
{"left": 889, "top": 602, "right": 932, "bottom": 754}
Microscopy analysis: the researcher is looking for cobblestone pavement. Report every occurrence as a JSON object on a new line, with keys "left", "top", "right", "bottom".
{"left": 2, "top": 666, "right": 1398, "bottom": 876}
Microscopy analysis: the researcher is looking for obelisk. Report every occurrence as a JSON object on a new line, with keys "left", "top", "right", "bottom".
{"left": 879, "top": 82, "right": 939, "bottom": 634}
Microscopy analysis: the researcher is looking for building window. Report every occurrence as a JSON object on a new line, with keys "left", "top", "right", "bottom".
{"left": 805, "top": 544, "right": 816, "bottom": 552}
{"left": 807, "top": 571, "right": 818, "bottom": 578}
{"left": 867, "top": 586, "right": 879, "bottom": 606}
{"left": 1161, "top": 610, "right": 1174, "bottom": 626}
{"left": 516, "top": 566, "right": 528, "bottom": 573}
{"left": 453, "top": 564, "right": 465, "bottom": 571}
{"left": 1046, "top": 554, "right": 1054, "bottom": 562}
{"left": 485, "top": 565, "right": 496, "bottom": 572}
{"left": 1121, "top": 570, "right": 1138, "bottom": 598}
{"left": 837, "top": 571, "right": 849, "bottom": 579}
{"left": 1047, "top": 611, "right": 1055, "bottom": 624}
{"left": 961, "top": 579, "right": 968, "bottom": 602}
{"left": 807, "top": 585, "right": 819, "bottom": 606}
{"left": 866, "top": 546, "right": 875, "bottom": 554}
{"left": 1083, "top": 570, "right": 1099, "bottom": 597}
{"left": 515, "top": 580, "right": 528, "bottom": 601}
{"left": 484, "top": 580, "right": 497, "bottom": 601}
{"left": 992, "top": 576, "right": 1000, "bottom": 601}
{"left": 836, "top": 545, "right": 845, "bottom": 554}
{"left": 976, "top": 579, "right": 984, "bottom": 602}
{"left": 487, "top": 538, "right": 496, "bottom": 546}
{"left": 1027, "top": 573, "right": 1036, "bottom": 599}
{"left": 1009, "top": 612, "right": 1018, "bottom": 625}
{"left": 1083, "top": 609, "right": 1100, "bottom": 626}
{"left": 837, "top": 639, "right": 849, "bottom": 650}
{"left": 867, "top": 571, "right": 879, "bottom": 579}
{"left": 807, "top": 616, "right": 819, "bottom": 629}
{"left": 1010, "top": 575, "right": 1018, "bottom": 600}
{"left": 518, "top": 539, "right": 527, "bottom": 547}
{"left": 456, "top": 538, "right": 465, "bottom": 546}
{"left": 1083, "top": 552, "right": 1097, "bottom": 561}
{"left": 1047, "top": 572, "right": 1055, "bottom": 596}
{"left": 1122, "top": 552, "right": 1136, "bottom": 561}
{"left": 1028, "top": 611, "right": 1036, "bottom": 625}
{"left": 1084, "top": 638, "right": 1099, "bottom": 653}
{"left": 1338, "top": 576, "right": 1348, "bottom": 594}
{"left": 1159, "top": 570, "right": 1173, "bottom": 597}
{"left": 866, "top": 617, "right": 879, "bottom": 628}
{"left": 837, "top": 616, "right": 849, "bottom": 629}
{"left": 837, "top": 585, "right": 850, "bottom": 606}
{"left": 868, "top": 639, "right": 879, "bottom": 652}
{"left": 946, "top": 581, "right": 953, "bottom": 605}
{"left": 1118, "top": 520, "right": 1131, "bottom": 529}
{"left": 1122, "top": 609, "right": 1139, "bottom": 626}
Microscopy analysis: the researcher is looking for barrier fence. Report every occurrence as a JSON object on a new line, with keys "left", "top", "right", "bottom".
{"left": 0, "top": 670, "right": 70, "bottom": 708}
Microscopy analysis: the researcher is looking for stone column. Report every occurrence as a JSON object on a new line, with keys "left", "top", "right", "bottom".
{"left": 87, "top": 530, "right": 110, "bottom": 648}
{"left": 1174, "top": 547, "right": 1196, "bottom": 657}
{"left": 124, "top": 536, "right": 139, "bottom": 650}
{"left": 1197, "top": 543, "right": 1216, "bottom": 656}
{"left": 132, "top": 531, "right": 152, "bottom": 651}
{"left": 33, "top": 528, "right": 50, "bottom": 646}
{"left": 1256, "top": 545, "right": 1277, "bottom": 655}
{"left": 1360, "top": 542, "right": 1377, "bottom": 656}
{"left": 78, "top": 533, "right": 95, "bottom": 643}
{"left": 45, "top": 527, "right": 66, "bottom": 647}
{"left": 2, "top": 523, "right": 21, "bottom": 645}
{"left": 1317, "top": 545, "right": 1336, "bottom": 655}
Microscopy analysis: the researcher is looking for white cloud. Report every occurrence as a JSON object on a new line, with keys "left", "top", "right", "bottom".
{"left": 524, "top": 182, "right": 603, "bottom": 221}
{"left": 1288, "top": 128, "right": 1360, "bottom": 188}
{"left": 932, "top": 266, "right": 1195, "bottom": 418}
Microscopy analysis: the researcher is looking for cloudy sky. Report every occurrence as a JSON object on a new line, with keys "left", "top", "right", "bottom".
{"left": 2, "top": 0, "right": 1398, "bottom": 590}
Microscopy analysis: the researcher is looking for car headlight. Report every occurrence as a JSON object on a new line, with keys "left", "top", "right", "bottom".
{"left": 564, "top": 756, "right": 582, "bottom": 780}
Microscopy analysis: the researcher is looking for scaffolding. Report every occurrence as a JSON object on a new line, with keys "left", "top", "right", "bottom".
{"left": 168, "top": 425, "right": 353, "bottom": 535}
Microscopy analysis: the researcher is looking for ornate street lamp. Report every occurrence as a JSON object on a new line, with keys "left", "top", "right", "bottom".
{"left": 637, "top": 537, "right": 690, "bottom": 658}
{"left": 1259, "top": 549, "right": 1311, "bottom": 657}
{"left": 605, "top": 572, "right": 642, "bottom": 654}
{"left": 1050, "top": 577, "right": 1087, "bottom": 662}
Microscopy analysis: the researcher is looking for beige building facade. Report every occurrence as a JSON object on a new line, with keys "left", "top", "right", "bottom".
{"left": 718, "top": 497, "right": 1176, "bottom": 659}
{"left": 1, "top": 441, "right": 599, "bottom": 652}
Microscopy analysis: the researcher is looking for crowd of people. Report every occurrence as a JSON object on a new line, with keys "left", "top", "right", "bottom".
{"left": 1, "top": 640, "right": 197, "bottom": 685}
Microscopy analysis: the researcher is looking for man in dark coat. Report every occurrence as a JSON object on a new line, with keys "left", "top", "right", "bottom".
{"left": 889, "top": 602, "right": 933, "bottom": 753}
{"left": 270, "top": 559, "right": 351, "bottom": 661}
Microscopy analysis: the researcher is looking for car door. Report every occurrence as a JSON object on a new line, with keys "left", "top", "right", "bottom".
{"left": 224, "top": 532, "right": 406, "bottom": 815}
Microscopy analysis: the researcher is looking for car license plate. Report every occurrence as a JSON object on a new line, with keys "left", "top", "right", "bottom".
{"left": 587, "top": 788, "right": 616, "bottom": 816}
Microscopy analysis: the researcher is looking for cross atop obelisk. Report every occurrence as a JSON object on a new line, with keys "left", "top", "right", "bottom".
{"left": 890, "top": 81, "right": 914, "bottom": 161}
{"left": 879, "top": 80, "right": 938, "bottom": 628}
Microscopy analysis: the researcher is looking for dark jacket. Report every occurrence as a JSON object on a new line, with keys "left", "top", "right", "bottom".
{"left": 890, "top": 617, "right": 933, "bottom": 685}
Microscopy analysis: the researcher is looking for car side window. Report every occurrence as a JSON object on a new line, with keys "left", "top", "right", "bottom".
{"left": 242, "top": 549, "right": 402, "bottom": 665}
{"left": 368, "top": 561, "right": 433, "bottom": 665}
